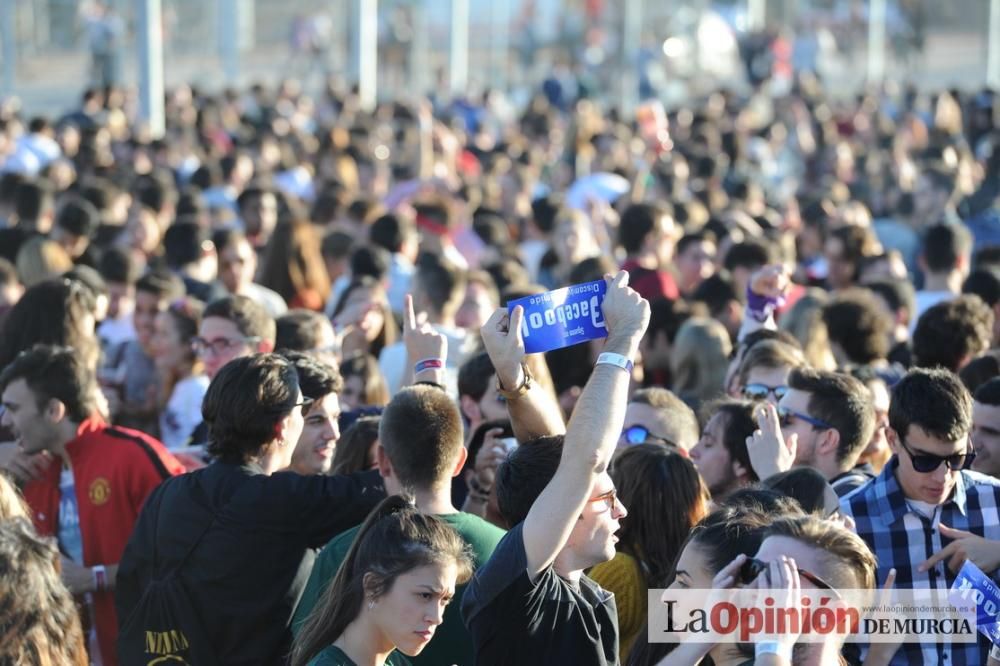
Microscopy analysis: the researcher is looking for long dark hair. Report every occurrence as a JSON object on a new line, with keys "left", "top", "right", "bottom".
{"left": 0, "top": 278, "right": 99, "bottom": 371}
{"left": 289, "top": 496, "right": 474, "bottom": 666}
{"left": 609, "top": 444, "right": 709, "bottom": 587}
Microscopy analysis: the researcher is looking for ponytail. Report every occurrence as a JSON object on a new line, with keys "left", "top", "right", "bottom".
{"left": 290, "top": 495, "right": 413, "bottom": 666}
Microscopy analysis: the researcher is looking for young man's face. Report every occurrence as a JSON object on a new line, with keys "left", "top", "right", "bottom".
{"left": 106, "top": 281, "right": 134, "bottom": 320}
{"left": 676, "top": 240, "right": 716, "bottom": 293}
{"left": 197, "top": 316, "right": 258, "bottom": 379}
{"left": 889, "top": 424, "right": 968, "bottom": 505}
{"left": 133, "top": 290, "right": 169, "bottom": 353}
{"left": 619, "top": 401, "right": 676, "bottom": 449}
{"left": 455, "top": 282, "right": 497, "bottom": 331}
{"left": 289, "top": 393, "right": 341, "bottom": 476}
{"left": 971, "top": 401, "right": 1000, "bottom": 479}
{"left": 778, "top": 388, "right": 823, "bottom": 468}
{"left": 1, "top": 379, "right": 61, "bottom": 455}
{"left": 565, "top": 471, "right": 627, "bottom": 568}
{"left": 824, "top": 237, "right": 855, "bottom": 290}
{"left": 218, "top": 239, "right": 256, "bottom": 295}
{"left": 276, "top": 390, "right": 307, "bottom": 471}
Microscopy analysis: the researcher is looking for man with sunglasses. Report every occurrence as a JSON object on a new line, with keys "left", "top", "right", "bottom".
{"left": 746, "top": 368, "right": 876, "bottom": 497}
{"left": 841, "top": 368, "right": 1000, "bottom": 665}
{"left": 618, "top": 387, "right": 699, "bottom": 452}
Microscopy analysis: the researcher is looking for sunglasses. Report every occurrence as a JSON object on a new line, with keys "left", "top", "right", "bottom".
{"left": 621, "top": 424, "right": 675, "bottom": 447}
{"left": 738, "top": 557, "right": 840, "bottom": 598}
{"left": 743, "top": 383, "right": 789, "bottom": 401}
{"left": 898, "top": 437, "right": 975, "bottom": 474}
{"left": 777, "top": 406, "right": 834, "bottom": 431}
{"left": 588, "top": 488, "right": 619, "bottom": 513}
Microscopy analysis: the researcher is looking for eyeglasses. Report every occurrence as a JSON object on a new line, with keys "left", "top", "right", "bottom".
{"left": 777, "top": 406, "right": 834, "bottom": 431}
{"left": 621, "top": 424, "right": 675, "bottom": 447}
{"left": 191, "top": 336, "right": 261, "bottom": 356}
{"left": 588, "top": 488, "right": 619, "bottom": 513}
{"left": 738, "top": 557, "right": 841, "bottom": 599}
{"left": 743, "top": 383, "right": 789, "bottom": 401}
{"left": 898, "top": 437, "right": 975, "bottom": 474}
{"left": 271, "top": 397, "right": 313, "bottom": 414}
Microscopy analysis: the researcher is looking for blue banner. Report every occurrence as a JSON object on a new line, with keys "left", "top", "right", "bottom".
{"left": 509, "top": 280, "right": 608, "bottom": 354}
{"left": 949, "top": 560, "right": 1000, "bottom": 646}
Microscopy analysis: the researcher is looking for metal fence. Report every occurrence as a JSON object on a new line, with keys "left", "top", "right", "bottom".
{"left": 0, "top": 0, "right": 996, "bottom": 115}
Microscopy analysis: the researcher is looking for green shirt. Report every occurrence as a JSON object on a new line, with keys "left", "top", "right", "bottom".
{"left": 294, "top": 512, "right": 505, "bottom": 666}
{"left": 307, "top": 645, "right": 411, "bottom": 666}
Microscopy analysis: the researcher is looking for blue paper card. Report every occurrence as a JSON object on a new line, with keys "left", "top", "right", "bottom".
{"left": 949, "top": 560, "right": 1000, "bottom": 646}
{"left": 509, "top": 280, "right": 608, "bottom": 354}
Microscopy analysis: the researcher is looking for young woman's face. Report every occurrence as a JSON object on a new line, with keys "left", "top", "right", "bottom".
{"left": 150, "top": 312, "right": 189, "bottom": 370}
{"left": 370, "top": 561, "right": 458, "bottom": 656}
{"left": 339, "top": 287, "right": 385, "bottom": 343}
{"left": 668, "top": 541, "right": 715, "bottom": 590}
{"left": 341, "top": 375, "right": 364, "bottom": 411}
{"left": 688, "top": 413, "right": 738, "bottom": 498}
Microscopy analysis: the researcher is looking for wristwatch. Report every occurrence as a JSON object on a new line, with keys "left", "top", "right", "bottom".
{"left": 496, "top": 361, "right": 533, "bottom": 399}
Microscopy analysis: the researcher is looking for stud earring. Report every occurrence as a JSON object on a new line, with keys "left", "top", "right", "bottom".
{"left": 368, "top": 600, "right": 375, "bottom": 610}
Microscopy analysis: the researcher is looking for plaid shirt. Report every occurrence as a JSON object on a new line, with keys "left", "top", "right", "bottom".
{"left": 840, "top": 457, "right": 1000, "bottom": 665}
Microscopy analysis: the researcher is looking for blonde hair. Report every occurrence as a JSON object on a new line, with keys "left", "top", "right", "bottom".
{"left": 671, "top": 317, "right": 732, "bottom": 405}
{"left": 16, "top": 238, "right": 73, "bottom": 288}
{"left": 0, "top": 474, "right": 29, "bottom": 521}
{"left": 737, "top": 340, "right": 806, "bottom": 388}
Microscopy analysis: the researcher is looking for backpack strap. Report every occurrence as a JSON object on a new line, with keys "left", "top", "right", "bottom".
{"left": 152, "top": 479, "right": 221, "bottom": 577}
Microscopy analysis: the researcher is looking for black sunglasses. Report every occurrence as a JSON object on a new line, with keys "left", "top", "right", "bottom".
{"left": 739, "top": 557, "right": 840, "bottom": 598}
{"left": 742, "top": 383, "right": 789, "bottom": 401}
{"left": 898, "top": 437, "right": 975, "bottom": 474}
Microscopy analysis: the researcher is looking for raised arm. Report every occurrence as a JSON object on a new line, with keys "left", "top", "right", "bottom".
{"left": 736, "top": 264, "right": 788, "bottom": 344}
{"left": 480, "top": 305, "right": 566, "bottom": 441}
{"left": 402, "top": 294, "right": 449, "bottom": 388}
{"left": 521, "top": 271, "right": 648, "bottom": 578}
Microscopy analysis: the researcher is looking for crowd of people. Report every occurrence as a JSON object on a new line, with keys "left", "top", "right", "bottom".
{"left": 0, "top": 65, "right": 999, "bottom": 666}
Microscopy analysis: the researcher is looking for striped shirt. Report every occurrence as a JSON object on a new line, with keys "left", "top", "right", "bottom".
{"left": 840, "top": 456, "right": 1000, "bottom": 665}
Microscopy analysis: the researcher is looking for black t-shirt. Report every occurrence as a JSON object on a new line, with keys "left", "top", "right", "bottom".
{"left": 0, "top": 227, "right": 39, "bottom": 263}
{"left": 461, "top": 523, "right": 619, "bottom": 666}
{"left": 116, "top": 462, "right": 385, "bottom": 665}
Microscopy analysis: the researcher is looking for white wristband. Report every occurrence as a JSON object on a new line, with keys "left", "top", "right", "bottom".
{"left": 596, "top": 352, "right": 633, "bottom": 374}
{"left": 755, "top": 641, "right": 793, "bottom": 663}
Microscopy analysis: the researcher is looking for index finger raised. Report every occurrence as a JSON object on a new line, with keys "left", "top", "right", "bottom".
{"left": 404, "top": 294, "right": 417, "bottom": 333}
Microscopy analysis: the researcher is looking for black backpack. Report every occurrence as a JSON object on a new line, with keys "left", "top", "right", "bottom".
{"left": 117, "top": 485, "right": 220, "bottom": 665}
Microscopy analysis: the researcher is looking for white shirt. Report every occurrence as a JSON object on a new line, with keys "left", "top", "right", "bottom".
{"left": 97, "top": 312, "right": 136, "bottom": 350}
{"left": 911, "top": 290, "right": 955, "bottom": 333}
{"left": 160, "top": 375, "right": 209, "bottom": 449}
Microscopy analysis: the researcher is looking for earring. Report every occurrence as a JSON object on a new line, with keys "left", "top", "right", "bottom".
{"left": 368, "top": 599, "right": 375, "bottom": 610}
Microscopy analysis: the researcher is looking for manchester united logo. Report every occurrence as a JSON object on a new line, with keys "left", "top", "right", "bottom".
{"left": 89, "top": 478, "right": 111, "bottom": 506}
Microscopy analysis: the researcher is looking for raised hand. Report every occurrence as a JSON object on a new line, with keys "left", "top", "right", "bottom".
{"left": 601, "top": 271, "right": 650, "bottom": 342}
{"left": 746, "top": 402, "right": 797, "bottom": 480}
{"left": 749, "top": 264, "right": 791, "bottom": 298}
{"left": 480, "top": 305, "right": 526, "bottom": 390}
{"left": 403, "top": 294, "right": 448, "bottom": 385}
